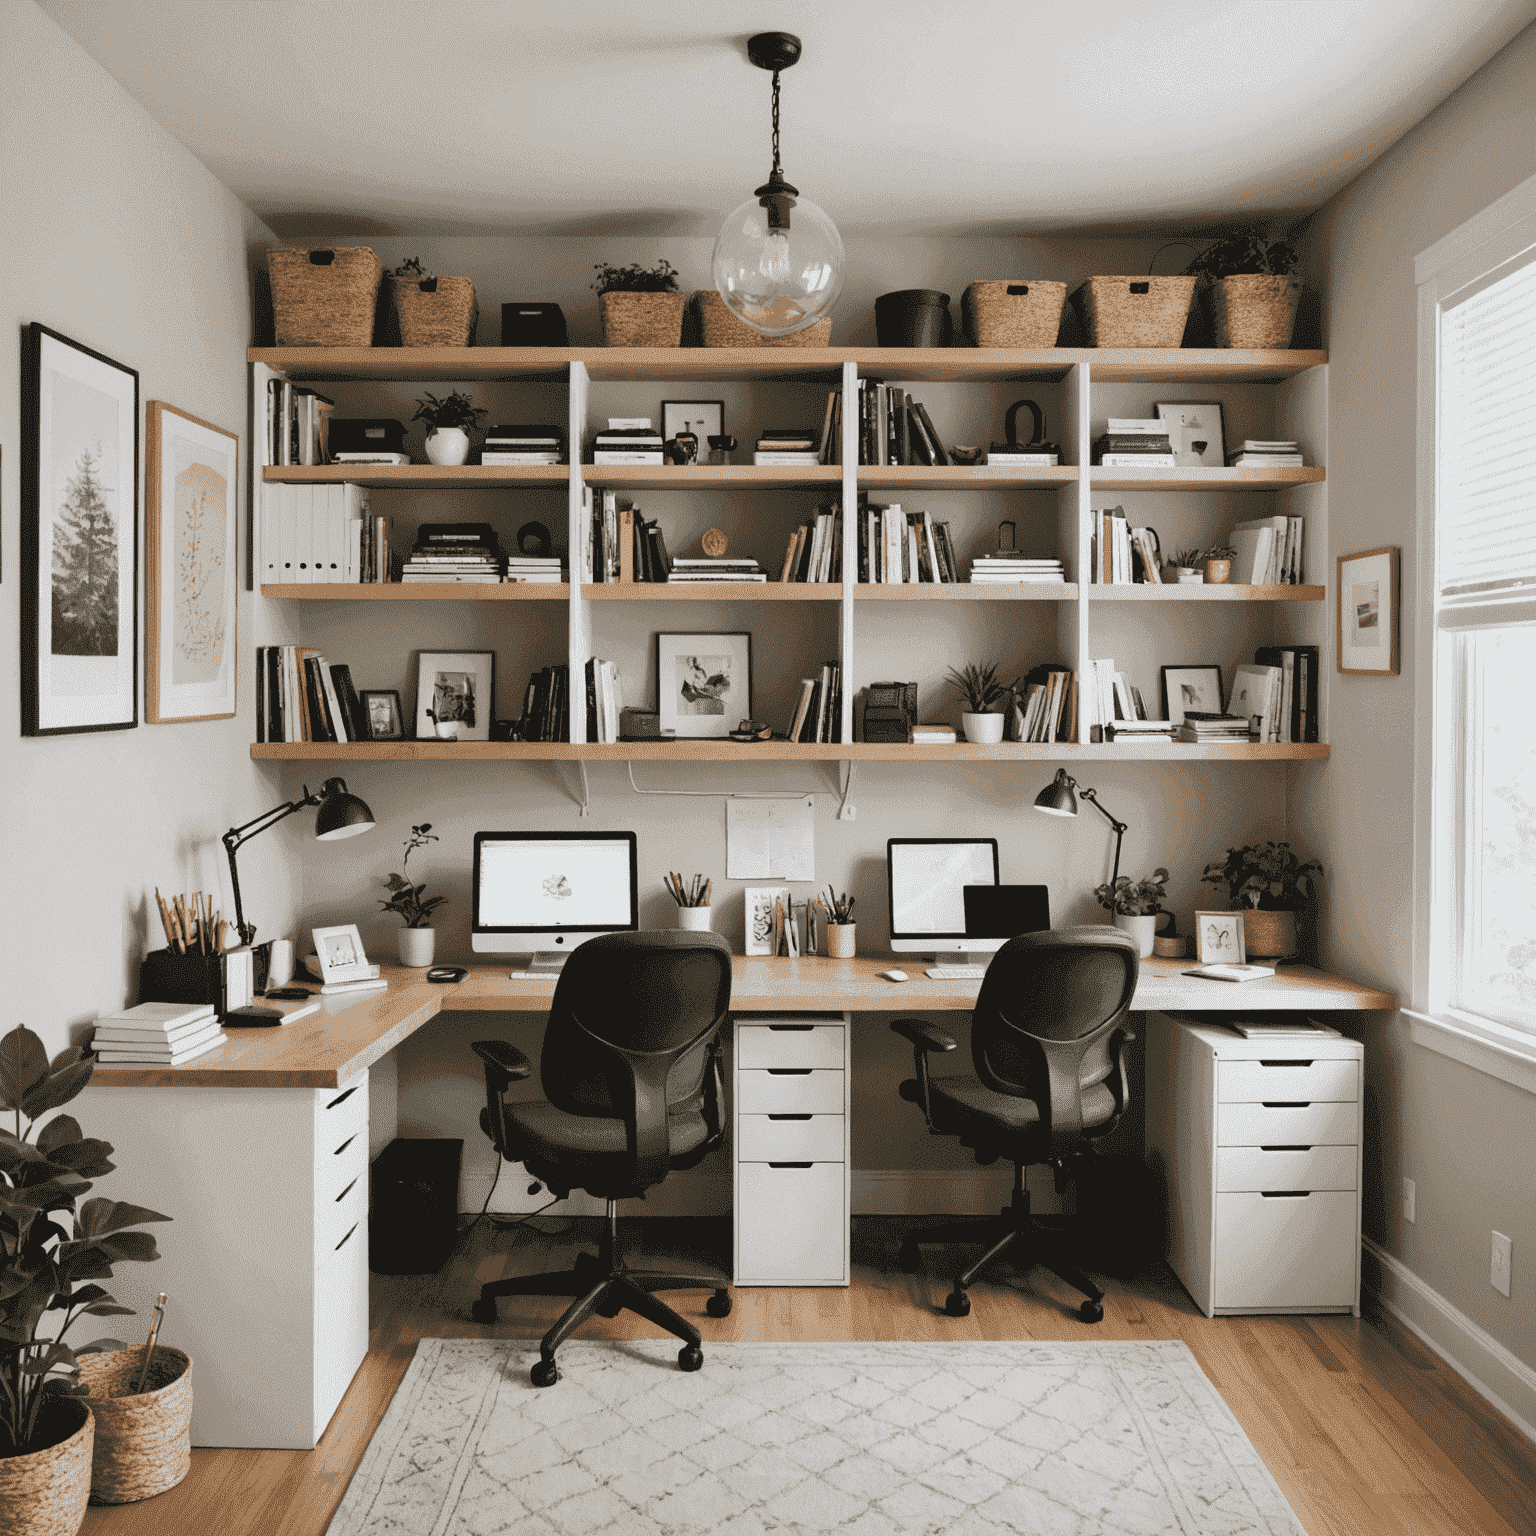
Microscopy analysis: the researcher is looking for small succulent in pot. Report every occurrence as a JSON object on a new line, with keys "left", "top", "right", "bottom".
{"left": 411, "top": 390, "right": 485, "bottom": 433}
{"left": 1167, "top": 547, "right": 1205, "bottom": 570}
{"left": 379, "top": 823, "right": 448, "bottom": 929}
{"left": 946, "top": 660, "right": 1016, "bottom": 714}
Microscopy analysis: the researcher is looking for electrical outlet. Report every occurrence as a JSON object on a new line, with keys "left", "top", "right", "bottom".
{"left": 1492, "top": 1232, "right": 1512, "bottom": 1297}
{"left": 1402, "top": 1177, "right": 1416, "bottom": 1224}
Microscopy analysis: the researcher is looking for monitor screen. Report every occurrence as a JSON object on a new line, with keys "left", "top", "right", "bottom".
{"left": 472, "top": 832, "right": 638, "bottom": 955}
{"left": 962, "top": 884, "right": 1050, "bottom": 940}
{"left": 887, "top": 838, "right": 999, "bottom": 951}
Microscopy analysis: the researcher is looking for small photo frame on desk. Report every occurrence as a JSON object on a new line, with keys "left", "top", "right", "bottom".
{"left": 311, "top": 923, "right": 371, "bottom": 984}
{"left": 1195, "top": 910, "right": 1246, "bottom": 964}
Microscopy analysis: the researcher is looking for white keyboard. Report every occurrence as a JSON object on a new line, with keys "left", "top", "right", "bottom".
{"left": 924, "top": 965, "right": 986, "bottom": 980}
{"left": 507, "top": 971, "right": 560, "bottom": 981}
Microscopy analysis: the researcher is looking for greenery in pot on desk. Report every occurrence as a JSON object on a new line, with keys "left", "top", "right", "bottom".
{"left": 1095, "top": 868, "right": 1169, "bottom": 958}
{"left": 381, "top": 823, "right": 447, "bottom": 967}
{"left": 1201, "top": 841, "right": 1322, "bottom": 960}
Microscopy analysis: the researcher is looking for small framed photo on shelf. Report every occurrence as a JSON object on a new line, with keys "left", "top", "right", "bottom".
{"left": 661, "top": 401, "right": 724, "bottom": 446}
{"left": 311, "top": 923, "right": 372, "bottom": 984}
{"left": 360, "top": 688, "right": 404, "bottom": 741}
{"left": 744, "top": 885, "right": 790, "bottom": 956}
{"left": 656, "top": 632, "right": 751, "bottom": 739}
{"left": 1337, "top": 546, "right": 1400, "bottom": 676}
{"left": 414, "top": 650, "right": 494, "bottom": 740}
{"left": 1160, "top": 664, "right": 1224, "bottom": 726}
{"left": 1195, "top": 910, "right": 1246, "bottom": 965}
{"left": 1153, "top": 401, "right": 1225, "bottom": 469}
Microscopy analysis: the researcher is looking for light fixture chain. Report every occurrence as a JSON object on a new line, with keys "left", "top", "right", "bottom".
{"left": 770, "top": 68, "right": 782, "bottom": 175}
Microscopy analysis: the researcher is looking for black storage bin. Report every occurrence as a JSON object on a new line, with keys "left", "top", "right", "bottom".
{"left": 875, "top": 289, "right": 953, "bottom": 348}
{"left": 502, "top": 303, "right": 568, "bottom": 346}
{"left": 369, "top": 1137, "right": 464, "bottom": 1274}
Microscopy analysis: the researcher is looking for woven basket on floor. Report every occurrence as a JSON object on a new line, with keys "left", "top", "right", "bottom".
{"left": 1210, "top": 274, "right": 1301, "bottom": 349}
{"left": 392, "top": 276, "right": 478, "bottom": 347}
{"left": 693, "top": 290, "right": 833, "bottom": 348}
{"left": 0, "top": 1398, "right": 93, "bottom": 1536}
{"left": 1071, "top": 275, "right": 1196, "bottom": 348}
{"left": 76, "top": 1347, "right": 192, "bottom": 1504}
{"left": 598, "top": 291, "right": 687, "bottom": 347}
{"left": 268, "top": 247, "right": 383, "bottom": 347}
{"left": 961, "top": 281, "right": 1066, "bottom": 347}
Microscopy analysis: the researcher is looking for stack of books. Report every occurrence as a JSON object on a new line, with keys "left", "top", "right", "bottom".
{"left": 780, "top": 507, "right": 842, "bottom": 582}
{"left": 1104, "top": 718, "right": 1176, "bottom": 742}
{"left": 969, "top": 554, "right": 1066, "bottom": 584}
{"left": 985, "top": 444, "right": 1059, "bottom": 467}
{"left": 912, "top": 721, "right": 957, "bottom": 744}
{"left": 754, "top": 428, "right": 820, "bottom": 466}
{"left": 481, "top": 425, "right": 564, "bottom": 465}
{"left": 92, "top": 1001, "right": 227, "bottom": 1067}
{"left": 401, "top": 522, "right": 503, "bottom": 583}
{"left": 667, "top": 558, "right": 766, "bottom": 584}
{"left": 1229, "top": 439, "right": 1303, "bottom": 467}
{"left": 1090, "top": 507, "right": 1163, "bottom": 583}
{"left": 504, "top": 555, "right": 563, "bottom": 584}
{"left": 1177, "top": 712, "right": 1256, "bottom": 744}
{"left": 256, "top": 647, "right": 367, "bottom": 744}
{"left": 592, "top": 426, "right": 663, "bottom": 465}
{"left": 786, "top": 663, "right": 843, "bottom": 743}
{"left": 1092, "top": 419, "right": 1176, "bottom": 467}
{"left": 1230, "top": 514, "right": 1306, "bottom": 584}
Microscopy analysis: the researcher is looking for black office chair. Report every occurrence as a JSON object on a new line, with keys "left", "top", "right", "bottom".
{"left": 471, "top": 930, "right": 734, "bottom": 1386}
{"left": 891, "top": 926, "right": 1138, "bottom": 1323}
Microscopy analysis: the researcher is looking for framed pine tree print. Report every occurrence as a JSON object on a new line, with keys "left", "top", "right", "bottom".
{"left": 21, "top": 323, "right": 139, "bottom": 734}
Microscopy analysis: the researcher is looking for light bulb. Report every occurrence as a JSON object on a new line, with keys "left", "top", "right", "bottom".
{"left": 713, "top": 192, "right": 845, "bottom": 337}
{"left": 759, "top": 231, "right": 791, "bottom": 282}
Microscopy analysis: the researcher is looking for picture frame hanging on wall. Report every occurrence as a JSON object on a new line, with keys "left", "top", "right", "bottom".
{"left": 656, "top": 631, "right": 751, "bottom": 739}
{"left": 21, "top": 323, "right": 139, "bottom": 735}
{"left": 146, "top": 401, "right": 240, "bottom": 723}
{"left": 1337, "top": 546, "right": 1400, "bottom": 675}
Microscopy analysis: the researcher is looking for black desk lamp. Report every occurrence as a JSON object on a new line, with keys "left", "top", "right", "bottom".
{"left": 223, "top": 778, "right": 375, "bottom": 946}
{"left": 1033, "top": 769, "right": 1128, "bottom": 891}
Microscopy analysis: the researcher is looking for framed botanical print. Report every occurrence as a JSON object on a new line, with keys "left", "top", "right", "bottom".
{"left": 146, "top": 401, "right": 240, "bottom": 722}
{"left": 656, "top": 631, "right": 751, "bottom": 739}
{"left": 1195, "top": 910, "right": 1246, "bottom": 964}
{"left": 1337, "top": 546, "right": 1400, "bottom": 675}
{"left": 21, "top": 323, "right": 139, "bottom": 734}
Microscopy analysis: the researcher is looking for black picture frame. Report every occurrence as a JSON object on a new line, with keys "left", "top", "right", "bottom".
{"left": 360, "top": 688, "right": 404, "bottom": 741}
{"left": 1160, "top": 664, "right": 1225, "bottom": 726}
{"left": 661, "top": 401, "right": 725, "bottom": 446}
{"left": 22, "top": 322, "right": 140, "bottom": 735}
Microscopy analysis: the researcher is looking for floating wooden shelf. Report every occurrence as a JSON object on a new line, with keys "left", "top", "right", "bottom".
{"left": 261, "top": 583, "right": 569, "bottom": 601}
{"left": 584, "top": 583, "right": 842, "bottom": 601}
{"left": 854, "top": 584, "right": 1078, "bottom": 600}
{"left": 857, "top": 465, "right": 1078, "bottom": 490}
{"left": 262, "top": 464, "right": 566, "bottom": 488}
{"left": 1088, "top": 466, "right": 1324, "bottom": 491}
{"left": 584, "top": 464, "right": 841, "bottom": 490}
{"left": 1088, "top": 583, "right": 1325, "bottom": 602}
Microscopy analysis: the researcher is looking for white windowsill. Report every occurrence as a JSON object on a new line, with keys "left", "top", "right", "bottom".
{"left": 1405, "top": 1008, "right": 1536, "bottom": 1096}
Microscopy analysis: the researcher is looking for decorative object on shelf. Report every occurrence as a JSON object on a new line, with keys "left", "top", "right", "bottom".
{"left": 311, "top": 922, "right": 373, "bottom": 984}
{"left": 1200, "top": 841, "right": 1321, "bottom": 960}
{"left": 707, "top": 435, "right": 737, "bottom": 465}
{"left": 694, "top": 289, "right": 833, "bottom": 347}
{"left": 987, "top": 399, "right": 1060, "bottom": 466}
{"left": 0, "top": 1022, "right": 171, "bottom": 1530}
{"left": 1153, "top": 401, "right": 1226, "bottom": 468}
{"left": 1166, "top": 547, "right": 1205, "bottom": 583}
{"left": 145, "top": 401, "right": 238, "bottom": 725}
{"left": 1183, "top": 230, "right": 1302, "bottom": 349}
{"left": 948, "top": 444, "right": 984, "bottom": 466}
{"left": 1202, "top": 545, "right": 1235, "bottom": 584}
{"left": 414, "top": 650, "right": 494, "bottom": 741}
{"left": 729, "top": 718, "right": 772, "bottom": 742}
{"left": 1094, "top": 867, "right": 1170, "bottom": 958}
{"left": 223, "top": 779, "right": 375, "bottom": 945}
{"left": 1069, "top": 274, "right": 1196, "bottom": 348}
{"left": 946, "top": 660, "right": 1015, "bottom": 746}
{"left": 388, "top": 257, "right": 478, "bottom": 348}
{"left": 412, "top": 390, "right": 486, "bottom": 467}
{"left": 1194, "top": 909, "right": 1247, "bottom": 964}
{"left": 961, "top": 280, "right": 1067, "bottom": 347}
{"left": 701, "top": 528, "right": 729, "bottom": 558}
{"left": 1160, "top": 664, "right": 1224, "bottom": 725}
{"left": 656, "top": 632, "right": 751, "bottom": 739}
{"left": 381, "top": 822, "right": 446, "bottom": 968}
{"left": 1337, "top": 545, "right": 1400, "bottom": 676}
{"left": 500, "top": 302, "right": 567, "bottom": 347}
{"left": 267, "top": 245, "right": 383, "bottom": 347}
{"left": 21, "top": 323, "right": 139, "bottom": 736}
{"left": 592, "top": 260, "right": 686, "bottom": 347}
{"left": 661, "top": 401, "right": 724, "bottom": 450}
{"left": 1034, "top": 769, "right": 1130, "bottom": 895}
{"left": 360, "top": 689, "right": 404, "bottom": 741}
{"left": 874, "top": 290, "right": 952, "bottom": 348}
{"left": 665, "top": 432, "right": 699, "bottom": 465}
{"left": 712, "top": 31, "right": 844, "bottom": 337}
{"left": 427, "top": 710, "right": 460, "bottom": 741}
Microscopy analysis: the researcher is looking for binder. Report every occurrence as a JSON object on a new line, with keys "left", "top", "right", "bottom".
{"left": 260, "top": 482, "right": 280, "bottom": 585}
{"left": 276, "top": 483, "right": 296, "bottom": 583}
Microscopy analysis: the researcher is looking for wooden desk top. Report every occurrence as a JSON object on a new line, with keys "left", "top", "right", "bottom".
{"left": 89, "top": 954, "right": 1396, "bottom": 1091}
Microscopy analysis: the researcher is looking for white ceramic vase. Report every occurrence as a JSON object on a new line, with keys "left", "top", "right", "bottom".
{"left": 424, "top": 426, "right": 470, "bottom": 466}
{"left": 397, "top": 926, "right": 436, "bottom": 967}
{"left": 676, "top": 906, "right": 712, "bottom": 932}
{"left": 1114, "top": 912, "right": 1158, "bottom": 958}
{"left": 962, "top": 711, "right": 1006, "bottom": 745}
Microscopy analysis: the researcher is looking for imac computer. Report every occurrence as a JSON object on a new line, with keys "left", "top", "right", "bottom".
{"left": 887, "top": 838, "right": 1049, "bottom": 971}
{"left": 472, "top": 831, "right": 639, "bottom": 976}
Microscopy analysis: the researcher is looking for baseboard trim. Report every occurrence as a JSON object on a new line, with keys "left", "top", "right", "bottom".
{"left": 1361, "top": 1236, "right": 1536, "bottom": 1446}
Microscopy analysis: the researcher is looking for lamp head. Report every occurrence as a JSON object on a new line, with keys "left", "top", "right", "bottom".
{"left": 1033, "top": 769, "right": 1078, "bottom": 818}
{"left": 314, "top": 778, "right": 375, "bottom": 841}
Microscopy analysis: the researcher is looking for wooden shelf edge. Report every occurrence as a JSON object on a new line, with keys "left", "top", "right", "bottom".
{"left": 1088, "top": 583, "right": 1325, "bottom": 602}
{"left": 583, "top": 584, "right": 842, "bottom": 601}
{"left": 261, "top": 583, "right": 569, "bottom": 600}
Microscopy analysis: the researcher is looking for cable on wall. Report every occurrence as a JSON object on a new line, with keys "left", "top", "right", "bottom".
{"left": 625, "top": 761, "right": 822, "bottom": 801}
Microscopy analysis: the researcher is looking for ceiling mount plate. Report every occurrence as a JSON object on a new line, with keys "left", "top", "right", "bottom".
{"left": 747, "top": 32, "right": 802, "bottom": 72}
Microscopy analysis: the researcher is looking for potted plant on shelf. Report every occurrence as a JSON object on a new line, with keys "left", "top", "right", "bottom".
{"left": 0, "top": 1025, "right": 171, "bottom": 1536}
{"left": 1202, "top": 544, "right": 1235, "bottom": 585}
{"left": 1167, "top": 547, "right": 1205, "bottom": 584}
{"left": 946, "top": 661, "right": 1016, "bottom": 745}
{"left": 1183, "top": 230, "right": 1302, "bottom": 349}
{"left": 380, "top": 823, "right": 448, "bottom": 967}
{"left": 411, "top": 390, "right": 485, "bottom": 467}
{"left": 592, "top": 259, "right": 686, "bottom": 348}
{"left": 1200, "top": 841, "right": 1322, "bottom": 959}
{"left": 388, "top": 257, "right": 478, "bottom": 348}
{"left": 1094, "top": 868, "right": 1170, "bottom": 958}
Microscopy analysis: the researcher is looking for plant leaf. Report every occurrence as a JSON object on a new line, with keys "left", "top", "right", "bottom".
{"left": 0, "top": 1027, "right": 50, "bottom": 1114}
{"left": 35, "top": 1116, "right": 81, "bottom": 1155}
{"left": 75, "top": 1199, "right": 172, "bottom": 1239}
{"left": 20, "top": 1058, "right": 94, "bottom": 1121}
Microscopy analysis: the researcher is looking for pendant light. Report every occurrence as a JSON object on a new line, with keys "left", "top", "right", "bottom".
{"left": 712, "top": 31, "right": 845, "bottom": 337}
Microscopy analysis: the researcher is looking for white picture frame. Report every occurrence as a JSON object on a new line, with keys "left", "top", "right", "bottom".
{"left": 744, "top": 885, "right": 790, "bottom": 956}
{"left": 1195, "top": 910, "right": 1246, "bottom": 965}
{"left": 1154, "top": 401, "right": 1226, "bottom": 469}
{"left": 1160, "top": 664, "right": 1224, "bottom": 726}
{"left": 656, "top": 631, "right": 751, "bottom": 739}
{"left": 311, "top": 923, "right": 372, "bottom": 983}
{"left": 414, "top": 650, "right": 494, "bottom": 741}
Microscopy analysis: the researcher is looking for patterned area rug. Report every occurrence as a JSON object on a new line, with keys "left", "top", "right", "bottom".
{"left": 327, "top": 1338, "right": 1306, "bottom": 1535}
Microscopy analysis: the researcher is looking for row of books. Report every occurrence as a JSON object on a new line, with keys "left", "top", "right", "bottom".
{"left": 786, "top": 662, "right": 844, "bottom": 743}
{"left": 778, "top": 507, "right": 843, "bottom": 582}
{"left": 1014, "top": 670, "right": 1078, "bottom": 743}
{"left": 669, "top": 558, "right": 766, "bottom": 584}
{"left": 1090, "top": 507, "right": 1162, "bottom": 584}
{"left": 1230, "top": 515, "right": 1306, "bottom": 584}
{"left": 584, "top": 658, "right": 624, "bottom": 742}
{"left": 255, "top": 646, "right": 368, "bottom": 744}
{"left": 1252, "top": 645, "right": 1320, "bottom": 742}
{"left": 582, "top": 489, "right": 671, "bottom": 581}
{"left": 517, "top": 665, "right": 571, "bottom": 742}
{"left": 264, "top": 379, "right": 335, "bottom": 468}
{"left": 92, "top": 1000, "right": 227, "bottom": 1067}
{"left": 754, "top": 428, "right": 820, "bottom": 467}
{"left": 858, "top": 503, "right": 960, "bottom": 583}
{"left": 1230, "top": 439, "right": 1303, "bottom": 467}
{"left": 803, "top": 383, "right": 950, "bottom": 467}
{"left": 261, "top": 484, "right": 396, "bottom": 584}
{"left": 482, "top": 425, "right": 565, "bottom": 465}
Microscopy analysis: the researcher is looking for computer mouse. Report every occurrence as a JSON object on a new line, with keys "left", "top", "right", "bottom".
{"left": 426, "top": 966, "right": 468, "bottom": 984}
{"left": 881, "top": 969, "right": 909, "bottom": 983}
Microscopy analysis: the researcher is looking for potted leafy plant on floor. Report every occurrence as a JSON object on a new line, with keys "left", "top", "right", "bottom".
{"left": 412, "top": 390, "right": 486, "bottom": 467}
{"left": 0, "top": 1025, "right": 171, "bottom": 1536}
{"left": 1200, "top": 841, "right": 1322, "bottom": 959}
{"left": 1184, "top": 230, "right": 1302, "bottom": 349}
{"left": 1094, "top": 868, "right": 1170, "bottom": 957}
{"left": 946, "top": 661, "right": 1016, "bottom": 745}
{"left": 381, "top": 823, "right": 447, "bottom": 967}
{"left": 592, "top": 259, "right": 686, "bottom": 347}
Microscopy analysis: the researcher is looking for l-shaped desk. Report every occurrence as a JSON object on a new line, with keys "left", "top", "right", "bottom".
{"left": 81, "top": 954, "right": 1395, "bottom": 1448}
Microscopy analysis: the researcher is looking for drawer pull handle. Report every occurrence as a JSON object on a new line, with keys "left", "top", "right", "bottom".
{"left": 1260, "top": 1060, "right": 1312, "bottom": 1067}
{"left": 768, "top": 1162, "right": 814, "bottom": 1169}
{"left": 1260, "top": 1191, "right": 1310, "bottom": 1199}
{"left": 326, "top": 1086, "right": 358, "bottom": 1110}
{"left": 1263, "top": 1101, "right": 1310, "bottom": 1108}
{"left": 335, "top": 1223, "right": 358, "bottom": 1250}
{"left": 1261, "top": 1145, "right": 1311, "bottom": 1152}
{"left": 768, "top": 1024, "right": 815, "bottom": 1032}
{"left": 768, "top": 1114, "right": 812, "bottom": 1121}
{"left": 335, "top": 1177, "right": 358, "bottom": 1203}
{"left": 334, "top": 1133, "right": 358, "bottom": 1157}
{"left": 766, "top": 1069, "right": 812, "bottom": 1076}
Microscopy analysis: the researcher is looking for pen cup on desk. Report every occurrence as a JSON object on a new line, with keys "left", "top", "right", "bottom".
{"left": 825, "top": 922, "right": 856, "bottom": 958}
{"left": 139, "top": 947, "right": 226, "bottom": 1018}
{"left": 677, "top": 905, "right": 712, "bottom": 932}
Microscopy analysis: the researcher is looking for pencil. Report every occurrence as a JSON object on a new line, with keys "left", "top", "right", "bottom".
{"left": 154, "top": 889, "right": 176, "bottom": 950}
{"left": 703, "top": 879, "right": 712, "bottom": 909}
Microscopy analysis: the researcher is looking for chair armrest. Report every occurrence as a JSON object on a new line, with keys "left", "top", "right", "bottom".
{"left": 472, "top": 1039, "right": 532, "bottom": 1090}
{"left": 890, "top": 1018, "right": 959, "bottom": 1053}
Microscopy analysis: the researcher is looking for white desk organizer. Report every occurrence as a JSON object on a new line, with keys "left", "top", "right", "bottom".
{"left": 733, "top": 1014, "right": 851, "bottom": 1286}
{"left": 1145, "top": 1012, "right": 1363, "bottom": 1317}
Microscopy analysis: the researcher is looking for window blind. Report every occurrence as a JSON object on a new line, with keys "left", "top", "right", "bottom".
{"left": 1438, "top": 250, "right": 1536, "bottom": 617}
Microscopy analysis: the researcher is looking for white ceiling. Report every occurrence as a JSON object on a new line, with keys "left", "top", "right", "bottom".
{"left": 39, "top": 0, "right": 1536, "bottom": 239}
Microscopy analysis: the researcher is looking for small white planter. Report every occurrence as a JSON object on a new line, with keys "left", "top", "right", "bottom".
{"left": 676, "top": 906, "right": 712, "bottom": 932}
{"left": 1172, "top": 567, "right": 1205, "bottom": 584}
{"left": 1113, "top": 912, "right": 1158, "bottom": 958}
{"left": 397, "top": 926, "right": 436, "bottom": 967}
{"left": 962, "top": 711, "right": 1006, "bottom": 745}
{"left": 424, "top": 426, "right": 470, "bottom": 466}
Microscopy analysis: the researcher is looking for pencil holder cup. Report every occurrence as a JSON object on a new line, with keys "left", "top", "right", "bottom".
{"left": 139, "top": 947, "right": 225, "bottom": 1017}
{"left": 825, "top": 923, "right": 856, "bottom": 958}
{"left": 677, "top": 906, "right": 712, "bottom": 932}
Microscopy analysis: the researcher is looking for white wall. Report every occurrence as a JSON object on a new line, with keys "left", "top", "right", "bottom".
{"left": 0, "top": 0, "right": 299, "bottom": 1053}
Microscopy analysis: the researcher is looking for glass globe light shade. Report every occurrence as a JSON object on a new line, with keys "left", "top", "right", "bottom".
{"left": 712, "top": 191, "right": 845, "bottom": 337}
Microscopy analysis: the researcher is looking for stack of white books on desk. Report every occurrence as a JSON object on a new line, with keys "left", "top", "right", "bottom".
{"left": 92, "top": 1001, "right": 227, "bottom": 1065}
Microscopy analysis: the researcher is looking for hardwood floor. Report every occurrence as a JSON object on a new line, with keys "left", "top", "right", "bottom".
{"left": 80, "top": 1217, "right": 1536, "bottom": 1536}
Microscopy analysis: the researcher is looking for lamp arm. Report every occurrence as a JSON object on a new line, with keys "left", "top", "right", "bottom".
{"left": 222, "top": 785, "right": 323, "bottom": 945}
{"left": 1077, "top": 785, "right": 1128, "bottom": 892}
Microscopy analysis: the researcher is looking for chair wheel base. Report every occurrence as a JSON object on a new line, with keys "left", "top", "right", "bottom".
{"left": 678, "top": 1345, "right": 704, "bottom": 1372}
{"left": 897, "top": 1242, "right": 921, "bottom": 1273}
{"left": 1079, "top": 1298, "right": 1104, "bottom": 1323}
{"left": 530, "top": 1358, "right": 559, "bottom": 1387}
{"left": 471, "top": 1297, "right": 497, "bottom": 1325}
{"left": 706, "top": 1290, "right": 732, "bottom": 1318}
{"left": 944, "top": 1291, "right": 971, "bottom": 1317}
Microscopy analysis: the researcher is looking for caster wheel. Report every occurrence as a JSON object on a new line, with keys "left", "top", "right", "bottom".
{"left": 471, "top": 1297, "right": 497, "bottom": 1325}
{"left": 530, "top": 1358, "right": 559, "bottom": 1388}
{"left": 944, "top": 1291, "right": 971, "bottom": 1318}
{"left": 1079, "top": 1298, "right": 1104, "bottom": 1324}
{"left": 706, "top": 1291, "right": 733, "bottom": 1319}
{"left": 897, "top": 1242, "right": 921, "bottom": 1274}
{"left": 678, "top": 1345, "right": 704, "bottom": 1372}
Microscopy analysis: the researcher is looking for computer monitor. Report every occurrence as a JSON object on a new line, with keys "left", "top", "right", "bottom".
{"left": 472, "top": 831, "right": 639, "bottom": 974}
{"left": 962, "top": 884, "right": 1051, "bottom": 941}
{"left": 887, "top": 838, "right": 999, "bottom": 962}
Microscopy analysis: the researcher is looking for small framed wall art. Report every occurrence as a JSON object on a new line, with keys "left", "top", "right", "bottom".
{"left": 360, "top": 688, "right": 404, "bottom": 741}
{"left": 414, "top": 650, "right": 494, "bottom": 740}
{"left": 1195, "top": 910, "right": 1246, "bottom": 964}
{"left": 21, "top": 323, "right": 140, "bottom": 735}
{"left": 1160, "top": 664, "right": 1224, "bottom": 726}
{"left": 656, "top": 631, "right": 751, "bottom": 739}
{"left": 146, "top": 401, "right": 240, "bottom": 722}
{"left": 1337, "top": 546, "right": 1400, "bottom": 675}
{"left": 1153, "top": 401, "right": 1226, "bottom": 469}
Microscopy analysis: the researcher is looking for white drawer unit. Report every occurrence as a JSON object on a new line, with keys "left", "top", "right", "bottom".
{"left": 1144, "top": 1014, "right": 1364, "bottom": 1317}
{"left": 733, "top": 1015, "right": 851, "bottom": 1286}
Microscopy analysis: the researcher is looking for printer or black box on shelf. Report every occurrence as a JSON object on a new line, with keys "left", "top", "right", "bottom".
{"left": 329, "top": 418, "right": 407, "bottom": 455}
{"left": 501, "top": 303, "right": 568, "bottom": 346}
{"left": 856, "top": 681, "right": 917, "bottom": 743}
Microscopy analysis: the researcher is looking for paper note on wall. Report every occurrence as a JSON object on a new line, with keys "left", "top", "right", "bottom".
{"left": 726, "top": 796, "right": 815, "bottom": 881}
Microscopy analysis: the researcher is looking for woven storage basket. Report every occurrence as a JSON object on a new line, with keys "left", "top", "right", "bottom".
{"left": 1071, "top": 275, "right": 1196, "bottom": 348}
{"left": 694, "top": 291, "right": 833, "bottom": 348}
{"left": 0, "top": 1398, "right": 93, "bottom": 1536}
{"left": 268, "top": 247, "right": 383, "bottom": 347}
{"left": 76, "top": 1347, "right": 192, "bottom": 1504}
{"left": 1211, "top": 274, "right": 1301, "bottom": 349}
{"left": 961, "top": 281, "right": 1066, "bottom": 347}
{"left": 392, "top": 276, "right": 478, "bottom": 347}
{"left": 598, "top": 291, "right": 687, "bottom": 347}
